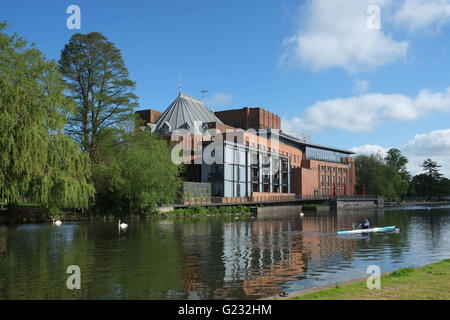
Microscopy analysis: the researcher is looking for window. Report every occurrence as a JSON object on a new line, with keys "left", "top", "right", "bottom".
{"left": 320, "top": 175, "right": 324, "bottom": 186}
{"left": 305, "top": 146, "right": 350, "bottom": 163}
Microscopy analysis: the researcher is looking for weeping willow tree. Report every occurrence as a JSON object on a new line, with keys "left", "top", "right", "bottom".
{"left": 0, "top": 22, "right": 94, "bottom": 217}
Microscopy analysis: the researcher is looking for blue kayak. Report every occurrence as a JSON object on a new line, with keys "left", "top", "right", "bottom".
{"left": 337, "top": 226, "right": 398, "bottom": 235}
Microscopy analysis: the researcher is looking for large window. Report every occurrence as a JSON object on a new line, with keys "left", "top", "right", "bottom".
{"left": 305, "top": 146, "right": 350, "bottom": 163}
{"left": 224, "top": 146, "right": 234, "bottom": 164}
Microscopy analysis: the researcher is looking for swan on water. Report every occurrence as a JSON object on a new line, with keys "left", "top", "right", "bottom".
{"left": 53, "top": 219, "right": 62, "bottom": 226}
{"left": 119, "top": 220, "right": 128, "bottom": 230}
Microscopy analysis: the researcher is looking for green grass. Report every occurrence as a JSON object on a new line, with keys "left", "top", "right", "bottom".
{"left": 290, "top": 259, "right": 450, "bottom": 300}
{"left": 161, "top": 205, "right": 251, "bottom": 216}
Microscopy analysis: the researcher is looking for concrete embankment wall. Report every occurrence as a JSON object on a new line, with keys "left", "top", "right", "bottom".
{"left": 254, "top": 205, "right": 302, "bottom": 219}
{"left": 330, "top": 196, "right": 384, "bottom": 209}
{"left": 335, "top": 200, "right": 378, "bottom": 209}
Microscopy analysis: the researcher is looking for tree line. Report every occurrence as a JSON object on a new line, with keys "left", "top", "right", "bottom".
{"left": 0, "top": 23, "right": 182, "bottom": 218}
{"left": 355, "top": 149, "right": 450, "bottom": 200}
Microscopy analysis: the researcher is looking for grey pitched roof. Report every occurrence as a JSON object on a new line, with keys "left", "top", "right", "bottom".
{"left": 153, "top": 92, "right": 223, "bottom": 134}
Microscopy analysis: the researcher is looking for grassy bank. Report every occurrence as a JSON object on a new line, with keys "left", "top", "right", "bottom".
{"left": 0, "top": 203, "right": 253, "bottom": 224}
{"left": 290, "top": 259, "right": 450, "bottom": 300}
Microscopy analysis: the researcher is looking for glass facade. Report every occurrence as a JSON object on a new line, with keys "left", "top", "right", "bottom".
{"left": 305, "top": 146, "right": 349, "bottom": 163}
{"left": 203, "top": 141, "right": 290, "bottom": 197}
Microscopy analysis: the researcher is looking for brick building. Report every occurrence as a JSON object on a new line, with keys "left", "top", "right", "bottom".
{"left": 136, "top": 92, "right": 355, "bottom": 201}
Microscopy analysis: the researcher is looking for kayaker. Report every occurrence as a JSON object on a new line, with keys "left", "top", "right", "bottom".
{"left": 359, "top": 219, "right": 370, "bottom": 229}
{"left": 363, "top": 219, "right": 370, "bottom": 229}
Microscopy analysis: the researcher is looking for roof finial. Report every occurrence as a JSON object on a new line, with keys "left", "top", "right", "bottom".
{"left": 179, "top": 72, "right": 182, "bottom": 94}
{"left": 201, "top": 88, "right": 208, "bottom": 102}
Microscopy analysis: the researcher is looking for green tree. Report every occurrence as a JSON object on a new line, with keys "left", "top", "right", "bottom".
{"left": 439, "top": 178, "right": 450, "bottom": 197}
{"left": 421, "top": 159, "right": 443, "bottom": 180}
{"left": 59, "top": 32, "right": 138, "bottom": 160}
{"left": 355, "top": 152, "right": 409, "bottom": 200}
{"left": 355, "top": 154, "right": 386, "bottom": 196}
{"left": 410, "top": 159, "right": 446, "bottom": 199}
{"left": 385, "top": 148, "right": 410, "bottom": 198}
{"left": 385, "top": 148, "right": 410, "bottom": 179}
{"left": 0, "top": 23, "right": 94, "bottom": 217}
{"left": 92, "top": 129, "right": 182, "bottom": 215}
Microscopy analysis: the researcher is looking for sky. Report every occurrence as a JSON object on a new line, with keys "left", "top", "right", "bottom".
{"left": 2, "top": 0, "right": 450, "bottom": 176}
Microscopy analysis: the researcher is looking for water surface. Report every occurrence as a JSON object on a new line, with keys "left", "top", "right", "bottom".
{"left": 1, "top": 205, "right": 450, "bottom": 299}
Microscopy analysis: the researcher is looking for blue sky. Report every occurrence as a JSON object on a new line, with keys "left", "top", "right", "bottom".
{"left": 2, "top": 0, "right": 450, "bottom": 175}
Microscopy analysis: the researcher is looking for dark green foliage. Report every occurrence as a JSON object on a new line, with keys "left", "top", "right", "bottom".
{"left": 355, "top": 151, "right": 409, "bottom": 199}
{"left": 410, "top": 159, "right": 450, "bottom": 199}
{"left": 59, "top": 32, "right": 138, "bottom": 160}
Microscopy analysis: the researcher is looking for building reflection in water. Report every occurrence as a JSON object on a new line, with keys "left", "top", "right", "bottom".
{"left": 219, "top": 211, "right": 370, "bottom": 298}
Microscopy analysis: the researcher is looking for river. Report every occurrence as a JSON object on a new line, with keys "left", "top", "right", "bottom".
{"left": 1, "top": 205, "right": 450, "bottom": 299}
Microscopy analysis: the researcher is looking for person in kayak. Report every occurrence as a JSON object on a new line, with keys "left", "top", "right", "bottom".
{"left": 359, "top": 219, "right": 370, "bottom": 229}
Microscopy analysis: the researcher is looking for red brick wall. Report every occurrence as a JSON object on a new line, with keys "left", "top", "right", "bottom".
{"left": 136, "top": 109, "right": 162, "bottom": 124}
{"left": 215, "top": 107, "right": 281, "bottom": 130}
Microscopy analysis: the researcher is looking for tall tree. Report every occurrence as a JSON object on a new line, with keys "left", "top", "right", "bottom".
{"left": 385, "top": 148, "right": 410, "bottom": 179}
{"left": 58, "top": 32, "right": 138, "bottom": 161}
{"left": 421, "top": 159, "right": 443, "bottom": 180}
{"left": 417, "top": 159, "right": 444, "bottom": 199}
{"left": 0, "top": 22, "right": 94, "bottom": 216}
{"left": 385, "top": 148, "right": 410, "bottom": 197}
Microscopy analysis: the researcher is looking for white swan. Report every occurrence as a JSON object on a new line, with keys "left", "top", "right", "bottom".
{"left": 53, "top": 219, "right": 62, "bottom": 226}
{"left": 118, "top": 220, "right": 128, "bottom": 230}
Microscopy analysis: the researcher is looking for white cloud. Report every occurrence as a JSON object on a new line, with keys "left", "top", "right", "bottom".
{"left": 403, "top": 129, "right": 450, "bottom": 176}
{"left": 350, "top": 144, "right": 389, "bottom": 158}
{"left": 281, "top": 0, "right": 408, "bottom": 73}
{"left": 205, "top": 93, "right": 233, "bottom": 110}
{"left": 349, "top": 130, "right": 450, "bottom": 176}
{"left": 287, "top": 87, "right": 450, "bottom": 132}
{"left": 281, "top": 117, "right": 302, "bottom": 133}
{"left": 393, "top": 0, "right": 450, "bottom": 32}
